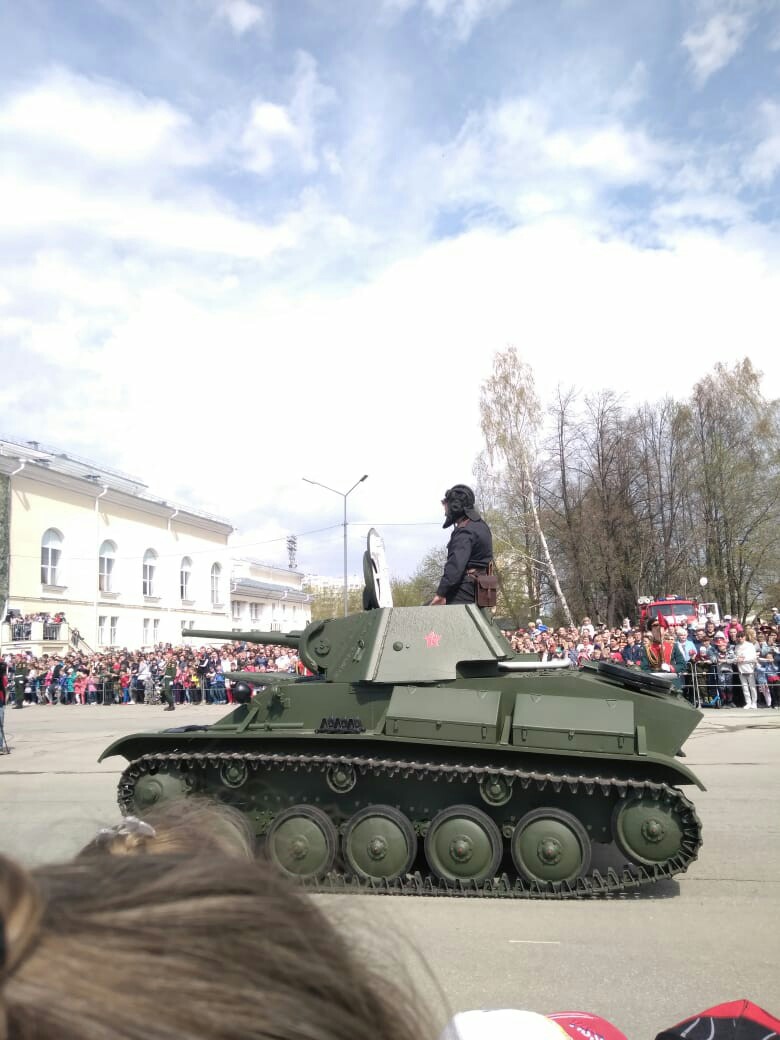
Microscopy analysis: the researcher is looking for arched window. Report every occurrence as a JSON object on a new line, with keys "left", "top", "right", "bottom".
{"left": 41, "top": 528, "right": 63, "bottom": 586}
{"left": 143, "top": 549, "right": 158, "bottom": 597}
{"left": 180, "top": 556, "right": 192, "bottom": 600}
{"left": 210, "top": 563, "right": 222, "bottom": 605}
{"left": 99, "top": 540, "right": 117, "bottom": 593}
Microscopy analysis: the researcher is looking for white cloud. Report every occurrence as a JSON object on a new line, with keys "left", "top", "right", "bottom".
{"left": 216, "top": 0, "right": 265, "bottom": 35}
{"left": 682, "top": 11, "right": 751, "bottom": 85}
{"left": 0, "top": 171, "right": 298, "bottom": 259}
{"left": 425, "top": 0, "right": 513, "bottom": 41}
{"left": 240, "top": 51, "right": 334, "bottom": 175}
{"left": 5, "top": 206, "right": 780, "bottom": 576}
{"left": 430, "top": 97, "right": 674, "bottom": 225}
{"left": 0, "top": 65, "right": 349, "bottom": 261}
{"left": 0, "top": 67, "right": 200, "bottom": 166}
{"left": 743, "top": 100, "right": 780, "bottom": 184}
{"left": 652, "top": 192, "right": 748, "bottom": 227}
{"left": 241, "top": 102, "right": 297, "bottom": 173}
{"left": 380, "top": 0, "right": 512, "bottom": 40}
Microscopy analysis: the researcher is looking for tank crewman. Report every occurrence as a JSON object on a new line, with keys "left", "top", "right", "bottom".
{"left": 431, "top": 485, "right": 493, "bottom": 605}
{"left": 162, "top": 653, "right": 176, "bottom": 712}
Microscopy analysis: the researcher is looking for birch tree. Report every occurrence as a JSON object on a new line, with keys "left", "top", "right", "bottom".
{"left": 480, "top": 347, "right": 573, "bottom": 625}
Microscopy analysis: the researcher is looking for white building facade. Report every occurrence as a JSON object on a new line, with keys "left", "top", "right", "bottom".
{"left": 230, "top": 559, "right": 311, "bottom": 634}
{"left": 0, "top": 439, "right": 310, "bottom": 655}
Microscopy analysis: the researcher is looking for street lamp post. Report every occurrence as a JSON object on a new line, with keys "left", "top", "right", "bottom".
{"left": 302, "top": 474, "right": 368, "bottom": 616}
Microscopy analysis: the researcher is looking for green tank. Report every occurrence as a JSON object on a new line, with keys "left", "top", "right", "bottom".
{"left": 100, "top": 565, "right": 704, "bottom": 898}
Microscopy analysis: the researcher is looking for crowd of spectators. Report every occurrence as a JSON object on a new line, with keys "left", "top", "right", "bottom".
{"left": 3, "top": 608, "right": 780, "bottom": 713}
{"left": 0, "top": 638, "right": 305, "bottom": 708}
{"left": 500, "top": 608, "right": 780, "bottom": 708}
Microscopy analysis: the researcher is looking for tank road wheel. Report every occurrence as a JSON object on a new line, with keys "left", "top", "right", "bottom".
{"left": 511, "top": 808, "right": 592, "bottom": 885}
{"left": 424, "top": 805, "right": 503, "bottom": 883}
{"left": 612, "top": 797, "right": 684, "bottom": 867}
{"left": 266, "top": 805, "right": 337, "bottom": 881}
{"left": 342, "top": 805, "right": 417, "bottom": 882}
{"left": 133, "top": 770, "right": 194, "bottom": 811}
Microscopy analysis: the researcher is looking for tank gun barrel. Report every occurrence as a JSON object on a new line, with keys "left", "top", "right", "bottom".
{"left": 184, "top": 628, "right": 303, "bottom": 650}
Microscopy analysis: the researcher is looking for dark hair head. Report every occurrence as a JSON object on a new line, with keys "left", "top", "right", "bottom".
{"left": 1, "top": 820, "right": 433, "bottom": 1040}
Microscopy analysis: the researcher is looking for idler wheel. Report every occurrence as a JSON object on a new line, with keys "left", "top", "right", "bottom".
{"left": 424, "top": 804, "right": 503, "bottom": 883}
{"left": 266, "top": 805, "right": 337, "bottom": 880}
{"left": 219, "top": 759, "right": 248, "bottom": 789}
{"left": 342, "top": 805, "right": 417, "bottom": 881}
{"left": 511, "top": 808, "right": 591, "bottom": 884}
{"left": 612, "top": 797, "right": 684, "bottom": 867}
{"left": 479, "top": 775, "right": 513, "bottom": 807}
{"left": 326, "top": 764, "right": 357, "bottom": 794}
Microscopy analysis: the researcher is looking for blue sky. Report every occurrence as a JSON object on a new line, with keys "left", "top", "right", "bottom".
{"left": 1, "top": 0, "right": 779, "bottom": 580}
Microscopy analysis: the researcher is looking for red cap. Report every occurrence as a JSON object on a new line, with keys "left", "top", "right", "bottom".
{"left": 549, "top": 1011, "right": 629, "bottom": 1040}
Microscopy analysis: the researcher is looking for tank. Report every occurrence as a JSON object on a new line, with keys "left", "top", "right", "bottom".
{"left": 100, "top": 537, "right": 704, "bottom": 899}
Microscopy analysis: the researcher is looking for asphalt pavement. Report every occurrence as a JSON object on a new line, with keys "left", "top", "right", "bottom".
{"left": 1, "top": 702, "right": 778, "bottom": 1038}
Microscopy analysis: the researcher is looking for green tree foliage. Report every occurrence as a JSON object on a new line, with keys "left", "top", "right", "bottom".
{"left": 305, "top": 584, "right": 364, "bottom": 620}
{"left": 472, "top": 353, "right": 779, "bottom": 626}
{"left": 681, "top": 360, "right": 780, "bottom": 619}
{"left": 391, "top": 547, "right": 447, "bottom": 606}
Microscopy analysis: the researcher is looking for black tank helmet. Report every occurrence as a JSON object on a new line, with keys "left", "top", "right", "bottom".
{"left": 442, "top": 484, "right": 482, "bottom": 529}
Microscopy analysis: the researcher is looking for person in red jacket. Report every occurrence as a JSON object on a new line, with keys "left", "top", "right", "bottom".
{"left": 641, "top": 618, "right": 674, "bottom": 673}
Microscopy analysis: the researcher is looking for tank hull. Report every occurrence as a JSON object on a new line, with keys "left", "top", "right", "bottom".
{"left": 101, "top": 666, "right": 705, "bottom": 898}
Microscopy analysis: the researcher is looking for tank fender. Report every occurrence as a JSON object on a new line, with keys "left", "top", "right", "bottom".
{"left": 644, "top": 753, "right": 706, "bottom": 790}
{"left": 99, "top": 734, "right": 156, "bottom": 763}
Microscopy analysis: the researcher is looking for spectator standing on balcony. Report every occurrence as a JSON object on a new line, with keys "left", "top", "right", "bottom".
{"left": 735, "top": 631, "right": 758, "bottom": 708}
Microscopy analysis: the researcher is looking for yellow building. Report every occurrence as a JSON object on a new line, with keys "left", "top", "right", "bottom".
{"left": 1, "top": 439, "right": 240, "bottom": 654}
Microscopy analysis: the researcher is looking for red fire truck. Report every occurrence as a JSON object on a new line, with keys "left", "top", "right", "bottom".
{"left": 637, "top": 595, "right": 721, "bottom": 629}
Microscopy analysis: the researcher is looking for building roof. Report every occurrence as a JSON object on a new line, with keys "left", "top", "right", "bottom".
{"left": 0, "top": 435, "right": 232, "bottom": 529}
{"left": 231, "top": 576, "right": 311, "bottom": 603}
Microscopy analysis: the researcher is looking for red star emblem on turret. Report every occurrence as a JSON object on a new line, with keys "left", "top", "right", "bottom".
{"left": 424, "top": 630, "right": 441, "bottom": 648}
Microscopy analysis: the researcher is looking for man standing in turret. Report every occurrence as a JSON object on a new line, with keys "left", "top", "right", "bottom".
{"left": 431, "top": 484, "right": 494, "bottom": 606}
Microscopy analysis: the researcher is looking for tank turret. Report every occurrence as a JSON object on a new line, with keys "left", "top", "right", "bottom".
{"left": 186, "top": 605, "right": 510, "bottom": 684}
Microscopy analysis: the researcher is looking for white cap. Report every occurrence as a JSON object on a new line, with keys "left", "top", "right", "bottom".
{"left": 441, "top": 1009, "right": 567, "bottom": 1040}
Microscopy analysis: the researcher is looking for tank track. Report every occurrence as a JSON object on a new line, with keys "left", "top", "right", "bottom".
{"left": 117, "top": 750, "right": 703, "bottom": 899}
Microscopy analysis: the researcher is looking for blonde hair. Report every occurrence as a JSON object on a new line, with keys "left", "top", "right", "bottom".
{"left": 1, "top": 819, "right": 432, "bottom": 1040}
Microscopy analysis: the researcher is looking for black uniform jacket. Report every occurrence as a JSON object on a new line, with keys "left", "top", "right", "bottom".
{"left": 436, "top": 517, "right": 493, "bottom": 604}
